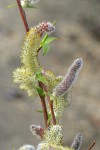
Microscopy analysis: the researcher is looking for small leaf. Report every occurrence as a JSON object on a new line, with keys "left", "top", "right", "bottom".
{"left": 36, "top": 110, "right": 43, "bottom": 113}
{"left": 36, "top": 71, "right": 47, "bottom": 84}
{"left": 36, "top": 87, "right": 45, "bottom": 97}
{"left": 43, "top": 44, "right": 50, "bottom": 55}
{"left": 44, "top": 37, "right": 57, "bottom": 45}
{"left": 7, "top": 4, "right": 16, "bottom": 8}
{"left": 47, "top": 113, "right": 52, "bottom": 124}
{"left": 40, "top": 34, "right": 48, "bottom": 46}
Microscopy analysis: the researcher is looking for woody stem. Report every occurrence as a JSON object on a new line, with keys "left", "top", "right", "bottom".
{"left": 16, "top": 0, "right": 48, "bottom": 128}
{"left": 16, "top": 0, "right": 29, "bottom": 32}
{"left": 43, "top": 85, "right": 56, "bottom": 125}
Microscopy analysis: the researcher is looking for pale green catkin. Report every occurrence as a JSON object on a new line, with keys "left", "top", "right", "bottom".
{"left": 13, "top": 22, "right": 56, "bottom": 97}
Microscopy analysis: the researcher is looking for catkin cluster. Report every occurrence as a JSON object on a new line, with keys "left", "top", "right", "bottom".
{"left": 13, "top": 22, "right": 57, "bottom": 96}
{"left": 14, "top": 20, "right": 83, "bottom": 150}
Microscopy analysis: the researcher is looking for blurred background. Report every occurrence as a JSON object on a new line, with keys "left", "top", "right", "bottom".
{"left": 0, "top": 0, "right": 100, "bottom": 149}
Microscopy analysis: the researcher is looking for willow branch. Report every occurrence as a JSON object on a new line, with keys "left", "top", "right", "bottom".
{"left": 16, "top": 0, "right": 48, "bottom": 128}
{"left": 88, "top": 141, "right": 96, "bottom": 150}
{"left": 38, "top": 81, "right": 48, "bottom": 127}
{"left": 43, "top": 85, "right": 56, "bottom": 125}
{"left": 48, "top": 97, "right": 56, "bottom": 125}
{"left": 16, "top": 0, "right": 29, "bottom": 32}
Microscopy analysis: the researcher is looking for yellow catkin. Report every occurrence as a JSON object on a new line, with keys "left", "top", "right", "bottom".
{"left": 13, "top": 66, "right": 37, "bottom": 96}
{"left": 45, "top": 71, "right": 63, "bottom": 92}
{"left": 43, "top": 125, "right": 63, "bottom": 146}
{"left": 21, "top": 28, "right": 41, "bottom": 73}
{"left": 37, "top": 143, "right": 73, "bottom": 150}
{"left": 13, "top": 22, "right": 55, "bottom": 96}
{"left": 21, "top": 21, "right": 55, "bottom": 73}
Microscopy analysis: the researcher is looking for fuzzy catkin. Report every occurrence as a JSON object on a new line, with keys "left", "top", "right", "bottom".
{"left": 44, "top": 71, "right": 63, "bottom": 92}
{"left": 43, "top": 125, "right": 63, "bottom": 146}
{"left": 52, "top": 58, "right": 83, "bottom": 97}
{"left": 21, "top": 22, "right": 55, "bottom": 73}
{"left": 18, "top": 145, "right": 35, "bottom": 150}
{"left": 13, "top": 22, "right": 55, "bottom": 96}
{"left": 37, "top": 143, "right": 73, "bottom": 150}
{"left": 70, "top": 133, "right": 82, "bottom": 150}
{"left": 30, "top": 124, "right": 44, "bottom": 139}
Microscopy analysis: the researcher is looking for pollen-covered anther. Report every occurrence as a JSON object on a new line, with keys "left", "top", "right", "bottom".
{"left": 30, "top": 124, "right": 44, "bottom": 139}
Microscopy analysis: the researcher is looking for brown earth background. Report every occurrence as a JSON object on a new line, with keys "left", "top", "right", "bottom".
{"left": 0, "top": 0, "right": 100, "bottom": 150}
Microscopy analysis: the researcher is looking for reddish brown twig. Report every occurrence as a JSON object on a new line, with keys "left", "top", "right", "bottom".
{"left": 38, "top": 81, "right": 48, "bottom": 127}
{"left": 16, "top": 0, "right": 29, "bottom": 32}
{"left": 88, "top": 141, "right": 96, "bottom": 150}
{"left": 16, "top": 0, "right": 48, "bottom": 128}
{"left": 48, "top": 98, "right": 56, "bottom": 125}
{"left": 43, "top": 84, "right": 56, "bottom": 125}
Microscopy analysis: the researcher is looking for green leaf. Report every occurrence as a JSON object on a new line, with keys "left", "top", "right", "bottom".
{"left": 43, "top": 44, "right": 50, "bottom": 55}
{"left": 7, "top": 4, "right": 16, "bottom": 8}
{"left": 36, "top": 87, "right": 45, "bottom": 97}
{"left": 36, "top": 71, "right": 47, "bottom": 84}
{"left": 42, "top": 37, "right": 57, "bottom": 55}
{"left": 47, "top": 113, "right": 52, "bottom": 124}
{"left": 40, "top": 34, "right": 48, "bottom": 46}
{"left": 44, "top": 37, "right": 57, "bottom": 45}
{"left": 36, "top": 110, "right": 43, "bottom": 113}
